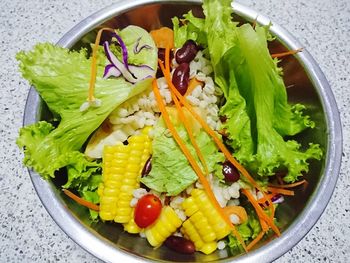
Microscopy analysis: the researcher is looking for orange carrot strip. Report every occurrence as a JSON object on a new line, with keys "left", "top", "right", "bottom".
{"left": 267, "top": 187, "right": 295, "bottom": 196}
{"left": 169, "top": 87, "right": 209, "bottom": 175}
{"left": 257, "top": 194, "right": 276, "bottom": 204}
{"left": 164, "top": 44, "right": 171, "bottom": 72}
{"left": 63, "top": 189, "right": 100, "bottom": 211}
{"left": 259, "top": 218, "right": 269, "bottom": 232}
{"left": 254, "top": 191, "right": 275, "bottom": 221}
{"left": 271, "top": 48, "right": 303, "bottom": 58}
{"left": 256, "top": 192, "right": 275, "bottom": 219}
{"left": 158, "top": 59, "right": 276, "bottom": 223}
{"left": 160, "top": 60, "right": 260, "bottom": 190}
{"left": 246, "top": 231, "right": 265, "bottom": 251}
{"left": 88, "top": 27, "right": 115, "bottom": 102}
{"left": 152, "top": 79, "right": 247, "bottom": 251}
{"left": 223, "top": 206, "right": 248, "bottom": 223}
{"left": 163, "top": 47, "right": 209, "bottom": 175}
{"left": 242, "top": 189, "right": 280, "bottom": 236}
{"left": 268, "top": 179, "right": 306, "bottom": 189}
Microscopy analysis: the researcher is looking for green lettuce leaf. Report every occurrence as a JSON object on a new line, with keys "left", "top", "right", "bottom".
{"left": 172, "top": 11, "right": 206, "bottom": 49}
{"left": 140, "top": 122, "right": 225, "bottom": 196}
{"left": 173, "top": 0, "right": 322, "bottom": 183}
{"left": 17, "top": 27, "right": 157, "bottom": 181}
{"left": 82, "top": 189, "right": 101, "bottom": 221}
{"left": 220, "top": 25, "right": 322, "bottom": 182}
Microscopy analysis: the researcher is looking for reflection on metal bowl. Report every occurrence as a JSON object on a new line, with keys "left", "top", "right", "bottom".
{"left": 23, "top": 0, "right": 342, "bottom": 262}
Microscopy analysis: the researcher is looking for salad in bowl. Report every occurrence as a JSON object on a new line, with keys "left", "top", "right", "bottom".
{"left": 17, "top": 0, "right": 323, "bottom": 258}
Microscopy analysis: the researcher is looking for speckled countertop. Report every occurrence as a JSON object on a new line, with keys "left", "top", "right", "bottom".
{"left": 0, "top": 0, "right": 349, "bottom": 262}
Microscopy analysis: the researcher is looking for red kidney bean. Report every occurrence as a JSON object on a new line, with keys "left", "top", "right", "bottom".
{"left": 172, "top": 63, "right": 190, "bottom": 95}
{"left": 140, "top": 157, "right": 152, "bottom": 191}
{"left": 175, "top": 40, "right": 198, "bottom": 64}
{"left": 222, "top": 161, "right": 240, "bottom": 183}
{"left": 164, "top": 236, "right": 195, "bottom": 254}
{"left": 141, "top": 156, "right": 152, "bottom": 176}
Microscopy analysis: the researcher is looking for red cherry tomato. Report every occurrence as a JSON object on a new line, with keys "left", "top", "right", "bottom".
{"left": 134, "top": 194, "right": 162, "bottom": 228}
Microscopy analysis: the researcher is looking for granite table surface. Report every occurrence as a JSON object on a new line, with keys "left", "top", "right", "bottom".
{"left": 0, "top": 0, "right": 349, "bottom": 262}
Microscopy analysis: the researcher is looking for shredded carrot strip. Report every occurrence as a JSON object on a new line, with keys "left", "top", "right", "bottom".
{"left": 88, "top": 27, "right": 115, "bottom": 102}
{"left": 223, "top": 206, "right": 248, "bottom": 223}
{"left": 63, "top": 189, "right": 100, "bottom": 211}
{"left": 259, "top": 218, "right": 269, "bottom": 232}
{"left": 267, "top": 187, "right": 295, "bottom": 196}
{"left": 152, "top": 79, "right": 247, "bottom": 251}
{"left": 163, "top": 47, "right": 209, "bottom": 175}
{"left": 242, "top": 189, "right": 280, "bottom": 236}
{"left": 164, "top": 45, "right": 171, "bottom": 72}
{"left": 246, "top": 231, "right": 265, "bottom": 251}
{"left": 257, "top": 194, "right": 276, "bottom": 204}
{"left": 158, "top": 59, "right": 276, "bottom": 222}
{"left": 268, "top": 179, "right": 306, "bottom": 189}
{"left": 271, "top": 48, "right": 303, "bottom": 58}
{"left": 160, "top": 60, "right": 261, "bottom": 190}
{"left": 257, "top": 193, "right": 275, "bottom": 218}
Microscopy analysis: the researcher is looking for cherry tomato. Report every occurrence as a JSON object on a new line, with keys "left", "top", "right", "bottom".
{"left": 134, "top": 194, "right": 162, "bottom": 228}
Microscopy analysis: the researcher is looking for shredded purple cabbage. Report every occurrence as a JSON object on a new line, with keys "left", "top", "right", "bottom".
{"left": 103, "top": 41, "right": 155, "bottom": 83}
{"left": 272, "top": 194, "right": 284, "bottom": 204}
{"left": 111, "top": 32, "right": 136, "bottom": 79}
{"left": 103, "top": 64, "right": 121, "bottom": 79}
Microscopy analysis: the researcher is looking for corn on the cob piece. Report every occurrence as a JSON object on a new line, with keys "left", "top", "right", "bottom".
{"left": 98, "top": 128, "right": 152, "bottom": 223}
{"left": 144, "top": 206, "right": 183, "bottom": 247}
{"left": 123, "top": 209, "right": 142, "bottom": 234}
{"left": 181, "top": 189, "right": 231, "bottom": 254}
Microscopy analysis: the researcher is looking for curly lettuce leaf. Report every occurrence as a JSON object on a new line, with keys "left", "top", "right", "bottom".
{"left": 16, "top": 38, "right": 156, "bottom": 180}
{"left": 173, "top": 0, "right": 322, "bottom": 183}
{"left": 220, "top": 25, "right": 322, "bottom": 182}
{"left": 140, "top": 121, "right": 225, "bottom": 196}
{"left": 82, "top": 190, "right": 100, "bottom": 221}
{"left": 172, "top": 11, "right": 206, "bottom": 49}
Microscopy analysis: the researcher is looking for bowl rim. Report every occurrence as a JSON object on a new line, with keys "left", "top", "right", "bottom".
{"left": 23, "top": 0, "right": 342, "bottom": 262}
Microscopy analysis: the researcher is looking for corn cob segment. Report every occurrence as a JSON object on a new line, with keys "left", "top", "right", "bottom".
{"left": 181, "top": 189, "right": 231, "bottom": 254}
{"left": 145, "top": 206, "right": 183, "bottom": 247}
{"left": 123, "top": 209, "right": 142, "bottom": 234}
{"left": 98, "top": 129, "right": 152, "bottom": 223}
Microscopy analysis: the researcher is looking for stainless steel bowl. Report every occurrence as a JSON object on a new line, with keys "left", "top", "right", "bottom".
{"left": 23, "top": 0, "right": 342, "bottom": 262}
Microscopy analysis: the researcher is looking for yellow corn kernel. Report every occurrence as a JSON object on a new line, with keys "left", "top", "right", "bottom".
{"left": 123, "top": 209, "right": 141, "bottom": 234}
{"left": 98, "top": 131, "right": 152, "bottom": 223}
{"left": 145, "top": 206, "right": 183, "bottom": 247}
{"left": 200, "top": 242, "right": 218, "bottom": 255}
{"left": 181, "top": 220, "right": 205, "bottom": 249}
{"left": 181, "top": 189, "right": 231, "bottom": 254}
{"left": 182, "top": 196, "right": 199, "bottom": 216}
